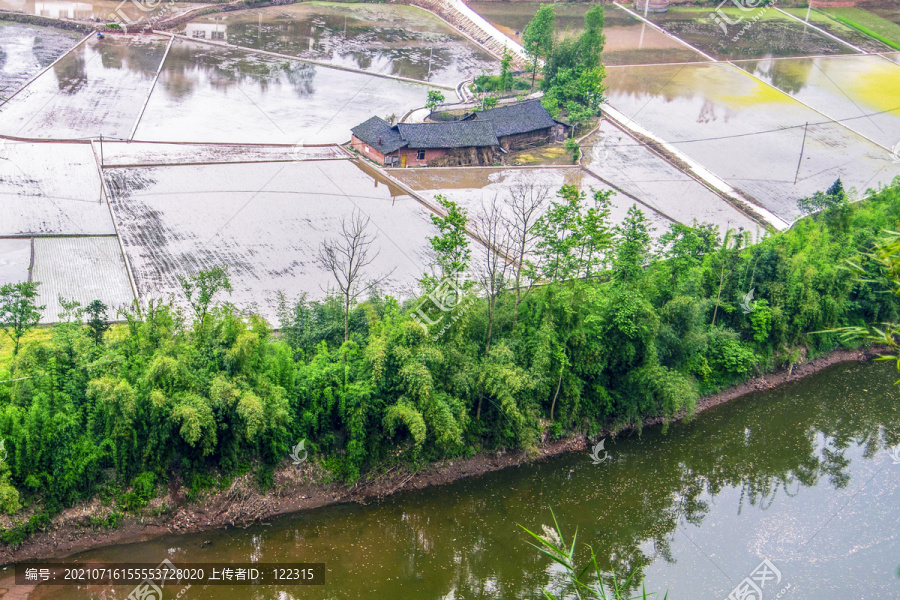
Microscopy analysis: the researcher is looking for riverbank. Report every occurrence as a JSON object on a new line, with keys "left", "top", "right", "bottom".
{"left": 0, "top": 343, "right": 887, "bottom": 565}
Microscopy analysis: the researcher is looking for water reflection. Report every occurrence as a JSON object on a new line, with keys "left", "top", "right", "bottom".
{"left": 179, "top": 4, "right": 496, "bottom": 85}
{"left": 35, "top": 361, "right": 900, "bottom": 599}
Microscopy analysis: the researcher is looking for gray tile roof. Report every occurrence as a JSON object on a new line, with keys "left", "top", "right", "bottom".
{"left": 397, "top": 121, "right": 499, "bottom": 149}
{"left": 473, "top": 99, "right": 558, "bottom": 138}
{"left": 351, "top": 116, "right": 406, "bottom": 154}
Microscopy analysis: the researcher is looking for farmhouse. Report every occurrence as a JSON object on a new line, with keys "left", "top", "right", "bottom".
{"left": 467, "top": 99, "right": 569, "bottom": 151}
{"left": 351, "top": 118, "right": 499, "bottom": 167}
{"left": 350, "top": 100, "right": 570, "bottom": 167}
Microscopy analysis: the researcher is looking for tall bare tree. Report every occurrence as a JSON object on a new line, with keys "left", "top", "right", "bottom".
{"left": 472, "top": 195, "right": 512, "bottom": 420}
{"left": 317, "top": 210, "right": 384, "bottom": 343}
{"left": 504, "top": 178, "right": 551, "bottom": 326}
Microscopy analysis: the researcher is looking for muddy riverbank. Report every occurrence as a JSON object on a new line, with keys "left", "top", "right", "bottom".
{"left": 0, "top": 343, "right": 887, "bottom": 564}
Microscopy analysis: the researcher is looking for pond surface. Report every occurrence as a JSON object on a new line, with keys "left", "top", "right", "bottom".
{"left": 604, "top": 61, "right": 900, "bottom": 222}
{"left": 23, "top": 357, "right": 900, "bottom": 599}
{"left": 0, "top": 21, "right": 84, "bottom": 94}
{"left": 734, "top": 54, "right": 900, "bottom": 149}
{"left": 178, "top": 2, "right": 497, "bottom": 86}
{"left": 0, "top": 237, "right": 30, "bottom": 285}
{"left": 470, "top": 2, "right": 706, "bottom": 65}
{"left": 133, "top": 38, "right": 430, "bottom": 144}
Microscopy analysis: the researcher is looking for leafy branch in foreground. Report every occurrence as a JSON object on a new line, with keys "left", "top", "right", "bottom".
{"left": 520, "top": 511, "right": 667, "bottom": 600}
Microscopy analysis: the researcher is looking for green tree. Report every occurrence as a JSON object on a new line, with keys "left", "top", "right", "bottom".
{"left": 423, "top": 195, "right": 471, "bottom": 287}
{"left": 499, "top": 47, "right": 514, "bottom": 92}
{"left": 425, "top": 90, "right": 445, "bottom": 111}
{"left": 178, "top": 266, "right": 232, "bottom": 327}
{"left": 613, "top": 205, "right": 653, "bottom": 284}
{"left": 0, "top": 281, "right": 44, "bottom": 356}
{"left": 86, "top": 300, "right": 110, "bottom": 345}
{"left": 523, "top": 4, "right": 556, "bottom": 89}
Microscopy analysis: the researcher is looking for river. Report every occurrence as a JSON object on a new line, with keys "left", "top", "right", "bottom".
{"left": 20, "top": 359, "right": 900, "bottom": 599}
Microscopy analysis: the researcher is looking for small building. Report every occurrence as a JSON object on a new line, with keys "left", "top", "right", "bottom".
{"left": 469, "top": 99, "right": 569, "bottom": 151}
{"left": 351, "top": 118, "right": 499, "bottom": 167}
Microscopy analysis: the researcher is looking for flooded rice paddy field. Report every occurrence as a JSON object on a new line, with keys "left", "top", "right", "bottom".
{"left": 604, "top": 61, "right": 900, "bottom": 222}
{"left": 734, "top": 54, "right": 900, "bottom": 150}
{"left": 31, "top": 236, "right": 134, "bottom": 322}
{"left": 471, "top": 2, "right": 706, "bottom": 65}
{"left": 0, "top": 21, "right": 84, "bottom": 94}
{"left": 582, "top": 120, "right": 762, "bottom": 233}
{"left": 782, "top": 7, "right": 897, "bottom": 53}
{"left": 99, "top": 140, "right": 347, "bottom": 167}
{"left": 0, "top": 34, "right": 168, "bottom": 139}
{"left": 0, "top": 237, "right": 30, "bottom": 285}
{"left": 29, "top": 359, "right": 900, "bottom": 599}
{"left": 647, "top": 6, "right": 855, "bottom": 60}
{"left": 104, "top": 159, "right": 434, "bottom": 321}
{"left": 390, "top": 166, "right": 674, "bottom": 237}
{"left": 0, "top": 0, "right": 210, "bottom": 26}
{"left": 0, "top": 140, "right": 113, "bottom": 235}
{"left": 133, "top": 38, "right": 430, "bottom": 144}
{"left": 178, "top": 2, "right": 497, "bottom": 86}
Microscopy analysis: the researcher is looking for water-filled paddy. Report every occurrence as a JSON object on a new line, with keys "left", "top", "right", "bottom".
{"left": 390, "top": 166, "right": 674, "bottom": 237}
{"left": 734, "top": 54, "right": 900, "bottom": 149}
{"left": 24, "top": 359, "right": 900, "bottom": 599}
{"left": 98, "top": 140, "right": 347, "bottom": 166}
{"left": 133, "top": 38, "right": 431, "bottom": 144}
{"left": 104, "top": 158, "right": 433, "bottom": 320}
{"left": 648, "top": 6, "right": 855, "bottom": 60}
{"left": 471, "top": 2, "right": 705, "bottom": 65}
{"left": 0, "top": 0, "right": 209, "bottom": 24}
{"left": 0, "top": 237, "right": 30, "bottom": 284}
{"left": 0, "top": 140, "right": 114, "bottom": 235}
{"left": 604, "top": 61, "right": 900, "bottom": 222}
{"left": 31, "top": 236, "right": 134, "bottom": 322}
{"left": 0, "top": 21, "right": 84, "bottom": 94}
{"left": 582, "top": 120, "right": 762, "bottom": 233}
{"left": 179, "top": 2, "right": 497, "bottom": 86}
{"left": 0, "top": 34, "right": 169, "bottom": 139}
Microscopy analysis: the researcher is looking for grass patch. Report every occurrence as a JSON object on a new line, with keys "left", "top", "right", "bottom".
{"left": 820, "top": 7, "right": 900, "bottom": 48}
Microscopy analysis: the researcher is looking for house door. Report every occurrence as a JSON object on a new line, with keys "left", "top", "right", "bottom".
{"left": 400, "top": 154, "right": 407, "bottom": 168}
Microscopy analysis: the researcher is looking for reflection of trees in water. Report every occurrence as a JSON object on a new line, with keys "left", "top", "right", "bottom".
{"left": 54, "top": 50, "right": 87, "bottom": 94}
{"left": 429, "top": 367, "right": 900, "bottom": 597}
{"left": 742, "top": 58, "right": 813, "bottom": 95}
{"left": 157, "top": 45, "right": 317, "bottom": 98}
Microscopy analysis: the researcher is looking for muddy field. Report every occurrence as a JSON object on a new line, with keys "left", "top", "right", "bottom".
{"left": 0, "top": 140, "right": 114, "bottom": 235}
{"left": 604, "top": 61, "right": 900, "bottom": 222}
{"left": 582, "top": 120, "right": 762, "bottom": 233}
{"left": 649, "top": 6, "right": 855, "bottom": 60}
{"left": 104, "top": 159, "right": 434, "bottom": 321}
{"left": 31, "top": 236, "right": 135, "bottom": 322}
{"left": 0, "top": 21, "right": 84, "bottom": 94}
{"left": 133, "top": 38, "right": 430, "bottom": 144}
{"left": 734, "top": 54, "right": 900, "bottom": 149}
{"left": 389, "top": 166, "right": 674, "bottom": 238}
{"left": 0, "top": 34, "right": 169, "bottom": 139}
{"left": 782, "top": 7, "right": 895, "bottom": 52}
{"left": 179, "top": 2, "right": 497, "bottom": 86}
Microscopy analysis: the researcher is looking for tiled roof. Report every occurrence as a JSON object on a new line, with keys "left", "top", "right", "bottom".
{"left": 472, "top": 99, "right": 558, "bottom": 138}
{"left": 351, "top": 116, "right": 406, "bottom": 154}
{"left": 396, "top": 121, "right": 499, "bottom": 149}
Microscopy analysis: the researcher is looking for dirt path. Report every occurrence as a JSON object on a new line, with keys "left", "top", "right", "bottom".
{"left": 0, "top": 344, "right": 887, "bottom": 565}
